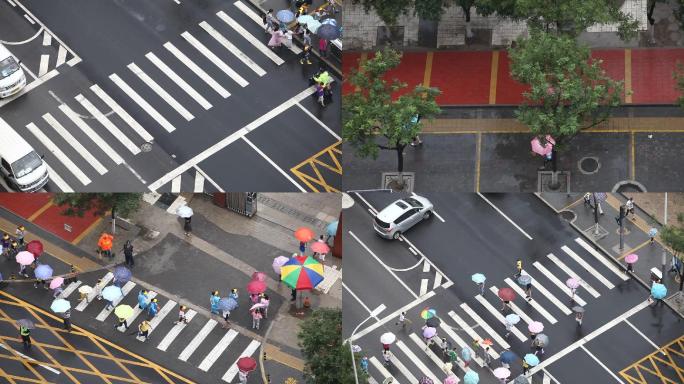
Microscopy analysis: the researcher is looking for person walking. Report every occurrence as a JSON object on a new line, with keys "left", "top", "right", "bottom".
{"left": 500, "top": 298, "right": 511, "bottom": 311}
{"left": 97, "top": 233, "right": 114, "bottom": 258}
{"left": 1, "top": 233, "right": 10, "bottom": 254}
{"left": 229, "top": 288, "right": 239, "bottom": 302}
{"left": 299, "top": 241, "right": 306, "bottom": 254}
{"left": 504, "top": 320, "right": 513, "bottom": 338}
{"left": 123, "top": 240, "right": 134, "bottom": 267}
{"left": 514, "top": 259, "right": 523, "bottom": 279}
{"left": 570, "top": 286, "right": 577, "bottom": 301}
{"left": 221, "top": 308, "right": 231, "bottom": 329}
{"left": 395, "top": 311, "right": 411, "bottom": 328}
{"left": 62, "top": 309, "right": 72, "bottom": 332}
{"left": 147, "top": 298, "right": 159, "bottom": 319}
{"left": 105, "top": 298, "right": 115, "bottom": 311}
{"left": 238, "top": 370, "right": 248, "bottom": 384}
{"left": 626, "top": 260, "right": 634, "bottom": 274}
{"left": 183, "top": 216, "right": 192, "bottom": 237}
{"left": 299, "top": 44, "right": 312, "bottom": 65}
{"left": 65, "top": 265, "right": 77, "bottom": 285}
{"left": 522, "top": 360, "right": 530, "bottom": 375}
{"left": 137, "top": 320, "right": 151, "bottom": 342}
{"left": 251, "top": 308, "right": 262, "bottom": 330}
{"left": 382, "top": 349, "right": 392, "bottom": 366}
{"left": 52, "top": 282, "right": 63, "bottom": 299}
{"left": 575, "top": 310, "right": 584, "bottom": 326}
{"left": 318, "top": 38, "right": 329, "bottom": 58}
{"left": 18, "top": 260, "right": 29, "bottom": 278}
{"left": 115, "top": 316, "right": 128, "bottom": 331}
{"left": 625, "top": 197, "right": 635, "bottom": 219}
{"left": 583, "top": 193, "right": 592, "bottom": 207}
{"left": 175, "top": 305, "right": 189, "bottom": 325}
{"left": 482, "top": 345, "right": 492, "bottom": 366}
{"left": 525, "top": 281, "right": 533, "bottom": 301}
{"left": 210, "top": 291, "right": 220, "bottom": 315}
{"left": 360, "top": 356, "right": 369, "bottom": 374}
{"left": 263, "top": 9, "right": 276, "bottom": 34}
{"left": 440, "top": 338, "right": 450, "bottom": 357}
{"left": 267, "top": 25, "right": 284, "bottom": 49}
{"left": 138, "top": 289, "right": 149, "bottom": 310}
{"left": 315, "top": 83, "right": 326, "bottom": 107}
{"left": 260, "top": 294, "right": 270, "bottom": 319}
{"left": 533, "top": 339, "right": 545, "bottom": 355}
{"left": 15, "top": 225, "right": 25, "bottom": 246}
{"left": 302, "top": 29, "right": 312, "bottom": 46}
{"left": 94, "top": 279, "right": 104, "bottom": 300}
{"left": 20, "top": 325, "right": 31, "bottom": 350}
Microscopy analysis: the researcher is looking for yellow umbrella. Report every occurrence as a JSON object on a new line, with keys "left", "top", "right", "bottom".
{"left": 114, "top": 304, "right": 134, "bottom": 319}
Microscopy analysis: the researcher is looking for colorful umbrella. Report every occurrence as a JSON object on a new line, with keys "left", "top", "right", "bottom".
{"left": 471, "top": 273, "right": 486, "bottom": 284}
{"left": 280, "top": 255, "right": 324, "bottom": 290}
{"left": 114, "top": 305, "right": 134, "bottom": 319}
{"left": 272, "top": 256, "right": 290, "bottom": 274}
{"left": 443, "top": 374, "right": 460, "bottom": 384}
{"left": 651, "top": 283, "right": 667, "bottom": 299}
{"left": 34, "top": 264, "right": 53, "bottom": 280}
{"left": 26, "top": 240, "right": 43, "bottom": 257}
{"left": 297, "top": 15, "right": 314, "bottom": 24}
{"left": 310, "top": 241, "right": 330, "bottom": 254}
{"left": 460, "top": 347, "right": 471, "bottom": 361}
{"left": 294, "top": 227, "right": 315, "bottom": 242}
{"left": 649, "top": 228, "right": 658, "bottom": 238}
{"left": 50, "top": 299, "right": 70, "bottom": 313}
{"left": 420, "top": 307, "right": 436, "bottom": 319}
{"left": 114, "top": 266, "right": 132, "bottom": 283}
{"left": 426, "top": 317, "right": 441, "bottom": 328}
{"left": 517, "top": 274, "right": 532, "bottom": 285}
{"left": 422, "top": 326, "right": 437, "bottom": 339}
{"left": 624, "top": 254, "right": 639, "bottom": 264}
{"left": 528, "top": 321, "right": 544, "bottom": 334}
{"left": 237, "top": 356, "right": 257, "bottom": 372}
{"left": 493, "top": 367, "right": 511, "bottom": 379}
{"left": 534, "top": 334, "right": 549, "bottom": 347}
{"left": 251, "top": 271, "right": 267, "bottom": 282}
{"left": 246, "top": 280, "right": 267, "bottom": 294}
{"left": 572, "top": 305, "right": 585, "bottom": 313}
{"left": 524, "top": 353, "right": 540, "bottom": 366}
{"left": 78, "top": 285, "right": 93, "bottom": 294}
{"left": 481, "top": 338, "right": 493, "bottom": 346}
{"left": 102, "top": 285, "right": 123, "bottom": 302}
{"left": 498, "top": 287, "right": 516, "bottom": 301}
{"left": 49, "top": 277, "right": 64, "bottom": 289}
{"left": 418, "top": 378, "right": 434, "bottom": 384}
{"left": 15, "top": 251, "right": 35, "bottom": 266}
{"left": 276, "top": 9, "right": 295, "bottom": 23}
{"left": 16, "top": 319, "right": 35, "bottom": 329}
{"left": 326, "top": 221, "right": 338, "bottom": 236}
{"left": 500, "top": 350, "right": 516, "bottom": 364}
{"left": 176, "top": 205, "right": 193, "bottom": 218}
{"left": 219, "top": 297, "right": 239, "bottom": 311}
{"left": 505, "top": 313, "right": 521, "bottom": 325}
{"left": 463, "top": 370, "right": 479, "bottom": 384}
{"left": 566, "top": 277, "right": 580, "bottom": 289}
{"left": 380, "top": 332, "right": 396, "bottom": 344}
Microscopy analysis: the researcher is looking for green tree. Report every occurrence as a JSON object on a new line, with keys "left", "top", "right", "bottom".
{"left": 298, "top": 308, "right": 353, "bottom": 384}
{"left": 661, "top": 213, "right": 684, "bottom": 291}
{"left": 674, "top": 62, "right": 684, "bottom": 109}
{"left": 53, "top": 193, "right": 142, "bottom": 218}
{"left": 509, "top": 31, "right": 623, "bottom": 188}
{"left": 353, "top": 0, "right": 412, "bottom": 26}
{"left": 343, "top": 49, "right": 441, "bottom": 189}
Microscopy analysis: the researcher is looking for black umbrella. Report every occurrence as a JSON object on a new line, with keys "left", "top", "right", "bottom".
{"left": 425, "top": 317, "right": 441, "bottom": 328}
{"left": 316, "top": 24, "right": 340, "bottom": 40}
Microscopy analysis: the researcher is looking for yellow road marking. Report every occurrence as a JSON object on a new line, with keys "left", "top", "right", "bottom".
{"left": 604, "top": 194, "right": 673, "bottom": 252}
{"left": 618, "top": 240, "right": 650, "bottom": 260}
{"left": 630, "top": 131, "right": 635, "bottom": 180}
{"left": 559, "top": 196, "right": 586, "bottom": 212}
{"left": 27, "top": 200, "right": 53, "bottom": 222}
{"left": 625, "top": 49, "right": 632, "bottom": 103}
{"left": 71, "top": 216, "right": 103, "bottom": 245}
{"left": 620, "top": 336, "right": 684, "bottom": 384}
{"left": 291, "top": 141, "right": 342, "bottom": 192}
{"left": 489, "top": 51, "right": 500, "bottom": 105}
{"left": 475, "top": 132, "right": 482, "bottom": 192}
{"left": 423, "top": 52, "right": 434, "bottom": 87}
{"left": 264, "top": 344, "right": 305, "bottom": 371}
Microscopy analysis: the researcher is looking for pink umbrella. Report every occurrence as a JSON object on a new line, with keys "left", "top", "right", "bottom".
{"left": 443, "top": 375, "right": 460, "bottom": 384}
{"left": 528, "top": 321, "right": 544, "bottom": 334}
{"left": 246, "top": 280, "right": 266, "bottom": 294}
{"left": 15, "top": 251, "right": 35, "bottom": 266}
{"left": 272, "top": 256, "right": 289, "bottom": 274}
{"left": 251, "top": 271, "right": 267, "bottom": 282}
{"left": 625, "top": 254, "right": 639, "bottom": 264}
{"left": 422, "top": 326, "right": 437, "bottom": 339}
{"left": 566, "top": 277, "right": 580, "bottom": 289}
{"left": 49, "top": 277, "right": 64, "bottom": 289}
{"left": 310, "top": 241, "right": 330, "bottom": 254}
{"left": 530, "top": 135, "right": 555, "bottom": 156}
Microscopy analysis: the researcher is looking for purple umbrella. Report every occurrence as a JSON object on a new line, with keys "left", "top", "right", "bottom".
{"left": 422, "top": 326, "right": 437, "bottom": 339}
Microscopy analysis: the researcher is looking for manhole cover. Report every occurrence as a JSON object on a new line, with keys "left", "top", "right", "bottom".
{"left": 578, "top": 157, "right": 600, "bottom": 174}
{"left": 613, "top": 180, "right": 647, "bottom": 193}
{"left": 559, "top": 210, "right": 576, "bottom": 222}
{"left": 141, "top": 142, "right": 152, "bottom": 152}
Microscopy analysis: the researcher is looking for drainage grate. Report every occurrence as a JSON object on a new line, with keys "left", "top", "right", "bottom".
{"left": 256, "top": 195, "right": 327, "bottom": 229}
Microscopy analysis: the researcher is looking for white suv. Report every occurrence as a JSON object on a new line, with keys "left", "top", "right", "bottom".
{"left": 373, "top": 195, "right": 434, "bottom": 239}
{"left": 0, "top": 43, "right": 26, "bottom": 98}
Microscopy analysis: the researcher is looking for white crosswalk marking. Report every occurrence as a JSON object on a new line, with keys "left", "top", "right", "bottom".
{"left": 127, "top": 62, "right": 194, "bottom": 121}
{"left": 561, "top": 246, "right": 615, "bottom": 289}
{"left": 157, "top": 309, "right": 197, "bottom": 351}
{"left": 490, "top": 285, "right": 534, "bottom": 326}
{"left": 42, "top": 112, "right": 108, "bottom": 175}
{"left": 56, "top": 45, "right": 67, "bottom": 66}
{"left": 368, "top": 376, "right": 379, "bottom": 384}
{"left": 75, "top": 94, "right": 141, "bottom": 155}
{"left": 198, "top": 329, "right": 239, "bottom": 371}
{"left": 520, "top": 269, "right": 572, "bottom": 316}
{"left": 119, "top": 291, "right": 158, "bottom": 331}
{"left": 455, "top": 304, "right": 509, "bottom": 350}
{"left": 145, "top": 52, "right": 212, "bottom": 110}
{"left": 408, "top": 333, "right": 458, "bottom": 378}
{"left": 472, "top": 296, "right": 527, "bottom": 342}
{"left": 179, "top": 319, "right": 217, "bottom": 361}
{"left": 503, "top": 278, "right": 558, "bottom": 324}
{"left": 222, "top": 340, "right": 261, "bottom": 382}
{"left": 90, "top": 84, "right": 154, "bottom": 142}
{"left": 575, "top": 238, "right": 629, "bottom": 281}
{"left": 44, "top": 164, "right": 73, "bottom": 192}
{"left": 395, "top": 340, "right": 440, "bottom": 384}
{"left": 389, "top": 350, "right": 418, "bottom": 383}
{"left": 25, "top": 122, "right": 92, "bottom": 186}
{"left": 216, "top": 11, "right": 284, "bottom": 65}
{"left": 95, "top": 281, "right": 136, "bottom": 321}
{"left": 193, "top": 170, "right": 205, "bottom": 192}
{"left": 447, "top": 310, "right": 500, "bottom": 358}
{"left": 369, "top": 356, "right": 396, "bottom": 383}
{"left": 438, "top": 319, "right": 484, "bottom": 368}
{"left": 76, "top": 272, "right": 113, "bottom": 311}
{"left": 147, "top": 300, "right": 176, "bottom": 336}
{"left": 59, "top": 104, "right": 124, "bottom": 165}
{"left": 109, "top": 73, "right": 177, "bottom": 133}
{"left": 419, "top": 279, "right": 428, "bottom": 296}
{"left": 532, "top": 262, "right": 587, "bottom": 306}
{"left": 547, "top": 253, "right": 601, "bottom": 298}
{"left": 199, "top": 21, "right": 266, "bottom": 76}
{"left": 38, "top": 54, "right": 49, "bottom": 77}
{"left": 164, "top": 42, "right": 231, "bottom": 98}
{"left": 181, "top": 31, "right": 249, "bottom": 87}
{"left": 233, "top": 1, "right": 301, "bottom": 54}
{"left": 433, "top": 272, "right": 442, "bottom": 289}
{"left": 171, "top": 175, "right": 181, "bottom": 193}
{"left": 59, "top": 281, "right": 81, "bottom": 299}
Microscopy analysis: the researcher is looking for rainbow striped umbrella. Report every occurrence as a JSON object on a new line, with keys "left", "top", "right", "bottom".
{"left": 280, "top": 255, "right": 324, "bottom": 290}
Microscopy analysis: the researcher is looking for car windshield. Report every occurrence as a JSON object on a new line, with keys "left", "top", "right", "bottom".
{"left": 404, "top": 198, "right": 423, "bottom": 208}
{"left": 0, "top": 57, "right": 20, "bottom": 79}
{"left": 11, "top": 151, "right": 42, "bottom": 178}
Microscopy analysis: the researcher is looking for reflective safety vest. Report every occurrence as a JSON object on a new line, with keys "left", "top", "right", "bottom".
{"left": 20, "top": 326, "right": 30, "bottom": 336}
{"left": 516, "top": 261, "right": 522, "bottom": 270}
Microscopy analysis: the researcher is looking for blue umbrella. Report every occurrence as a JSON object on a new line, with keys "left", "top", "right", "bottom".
{"left": 649, "top": 228, "right": 658, "bottom": 238}
{"left": 102, "top": 285, "right": 123, "bottom": 302}
{"left": 326, "top": 221, "right": 338, "bottom": 236}
{"left": 297, "top": 15, "right": 314, "bottom": 24}
{"left": 50, "top": 299, "right": 70, "bottom": 313}
{"left": 524, "top": 353, "right": 540, "bottom": 366}
{"left": 276, "top": 9, "right": 295, "bottom": 23}
{"left": 114, "top": 266, "right": 132, "bottom": 283}
{"left": 218, "top": 297, "right": 239, "bottom": 311}
{"left": 500, "top": 350, "right": 516, "bottom": 364}
{"left": 316, "top": 23, "right": 340, "bottom": 40}
{"left": 463, "top": 370, "right": 479, "bottom": 384}
{"left": 35, "top": 264, "right": 53, "bottom": 280}
{"left": 471, "top": 273, "right": 486, "bottom": 284}
{"left": 321, "top": 18, "right": 337, "bottom": 26}
{"left": 460, "top": 347, "right": 471, "bottom": 361}
{"left": 651, "top": 283, "right": 667, "bottom": 299}
{"left": 517, "top": 274, "right": 532, "bottom": 285}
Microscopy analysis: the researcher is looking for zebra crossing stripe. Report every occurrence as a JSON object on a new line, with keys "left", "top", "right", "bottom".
{"left": 216, "top": 11, "right": 284, "bottom": 66}
{"left": 119, "top": 291, "right": 158, "bottom": 331}
{"left": 75, "top": 94, "right": 141, "bottom": 155}
{"left": 171, "top": 175, "right": 182, "bottom": 193}
{"left": 59, "top": 104, "right": 125, "bottom": 165}
{"left": 222, "top": 339, "right": 261, "bottom": 382}
{"left": 368, "top": 376, "right": 380, "bottom": 384}
{"left": 147, "top": 300, "right": 176, "bottom": 336}
{"left": 455, "top": 303, "right": 509, "bottom": 351}
{"left": 56, "top": 45, "right": 67, "bottom": 66}
{"left": 232, "top": 1, "right": 301, "bottom": 54}
{"left": 388, "top": 349, "right": 418, "bottom": 383}
{"left": 520, "top": 269, "right": 572, "bottom": 316}
{"left": 438, "top": 318, "right": 483, "bottom": 369}
{"left": 395, "top": 340, "right": 440, "bottom": 384}
{"left": 44, "top": 164, "right": 73, "bottom": 192}
{"left": 561, "top": 246, "right": 615, "bottom": 289}
{"left": 25, "top": 122, "right": 92, "bottom": 186}
{"left": 503, "top": 277, "right": 558, "bottom": 324}
{"left": 193, "top": 171, "right": 205, "bottom": 193}
{"left": 76, "top": 272, "right": 113, "bottom": 311}
{"left": 41, "top": 112, "right": 109, "bottom": 175}
{"left": 433, "top": 272, "right": 442, "bottom": 289}
{"left": 198, "top": 329, "right": 239, "bottom": 371}
{"left": 472, "top": 296, "right": 527, "bottom": 342}
{"left": 38, "top": 54, "right": 49, "bottom": 77}
{"left": 574, "top": 238, "right": 629, "bottom": 281}
{"left": 157, "top": 309, "right": 197, "bottom": 351}
{"left": 447, "top": 309, "right": 501, "bottom": 358}
{"left": 164, "top": 42, "right": 230, "bottom": 98}
{"left": 181, "top": 31, "right": 249, "bottom": 88}
{"left": 59, "top": 281, "right": 81, "bottom": 299}
{"left": 95, "top": 281, "right": 136, "bottom": 321}
{"left": 199, "top": 21, "right": 266, "bottom": 76}
{"left": 547, "top": 253, "right": 601, "bottom": 298}
{"left": 179, "top": 319, "right": 218, "bottom": 361}
{"left": 109, "top": 73, "right": 177, "bottom": 133}
{"left": 408, "top": 333, "right": 457, "bottom": 379}
{"left": 146, "top": 52, "right": 212, "bottom": 110}
{"left": 127, "top": 62, "right": 194, "bottom": 121}
{"left": 369, "top": 356, "right": 396, "bottom": 383}
{"left": 489, "top": 285, "right": 534, "bottom": 326}
{"left": 532, "top": 262, "right": 587, "bottom": 306}
{"left": 90, "top": 84, "right": 154, "bottom": 142}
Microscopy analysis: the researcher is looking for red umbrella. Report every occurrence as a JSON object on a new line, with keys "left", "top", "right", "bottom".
{"left": 251, "top": 271, "right": 267, "bottom": 282}
{"left": 310, "top": 241, "right": 330, "bottom": 254}
{"left": 237, "top": 356, "right": 257, "bottom": 372}
{"left": 498, "top": 287, "right": 516, "bottom": 301}
{"left": 26, "top": 240, "right": 43, "bottom": 257}
{"left": 294, "top": 227, "right": 315, "bottom": 242}
{"left": 247, "top": 280, "right": 266, "bottom": 294}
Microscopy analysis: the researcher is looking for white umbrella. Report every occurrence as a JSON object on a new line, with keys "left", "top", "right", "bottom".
{"left": 380, "top": 332, "right": 396, "bottom": 344}
{"left": 176, "top": 205, "right": 193, "bottom": 218}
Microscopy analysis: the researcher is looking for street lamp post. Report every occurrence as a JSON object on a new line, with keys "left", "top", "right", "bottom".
{"left": 662, "top": 192, "right": 668, "bottom": 276}
{"left": 350, "top": 304, "right": 386, "bottom": 384}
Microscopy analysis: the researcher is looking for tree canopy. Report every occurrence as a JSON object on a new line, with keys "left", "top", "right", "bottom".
{"left": 298, "top": 308, "right": 354, "bottom": 383}
{"left": 661, "top": 213, "right": 684, "bottom": 291}
{"left": 53, "top": 193, "right": 142, "bottom": 218}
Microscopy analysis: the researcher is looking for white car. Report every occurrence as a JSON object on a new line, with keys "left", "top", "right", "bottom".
{"left": 0, "top": 44, "right": 26, "bottom": 98}
{"left": 373, "top": 195, "right": 434, "bottom": 239}
{"left": 0, "top": 118, "right": 49, "bottom": 192}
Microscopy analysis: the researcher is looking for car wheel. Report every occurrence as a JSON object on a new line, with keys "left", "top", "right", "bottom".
{"left": 423, "top": 211, "right": 432, "bottom": 220}
{"left": 392, "top": 231, "right": 401, "bottom": 240}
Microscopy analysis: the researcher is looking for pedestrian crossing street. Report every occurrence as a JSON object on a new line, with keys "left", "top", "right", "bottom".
{"left": 19, "top": 1, "right": 301, "bottom": 193}
{"left": 59, "top": 271, "right": 261, "bottom": 382}
{"left": 361, "top": 237, "right": 629, "bottom": 384}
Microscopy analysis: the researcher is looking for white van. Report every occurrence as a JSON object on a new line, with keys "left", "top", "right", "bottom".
{"left": 0, "top": 118, "right": 49, "bottom": 192}
{"left": 0, "top": 43, "right": 26, "bottom": 98}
